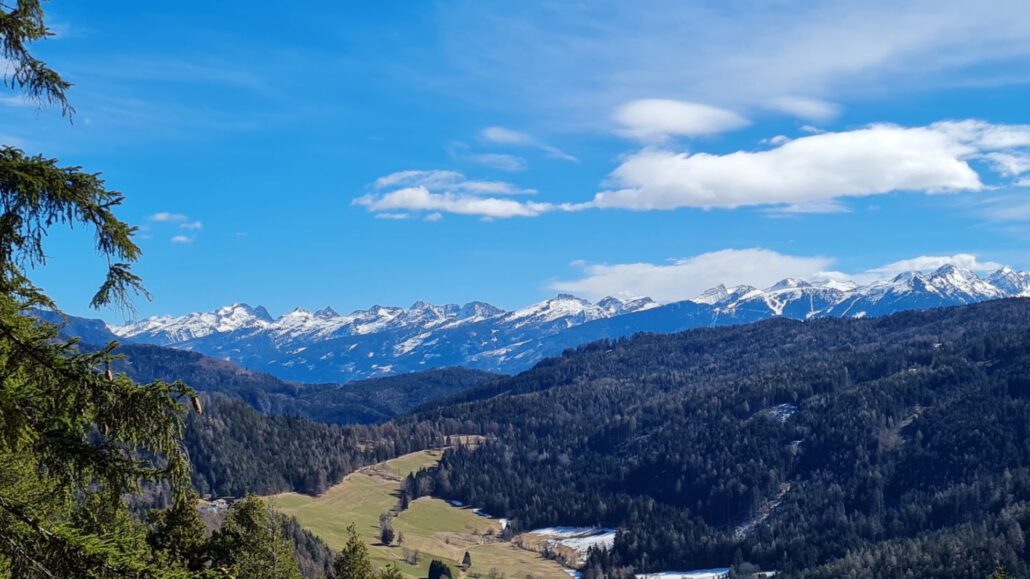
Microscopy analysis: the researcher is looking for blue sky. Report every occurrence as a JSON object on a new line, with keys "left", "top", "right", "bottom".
{"left": 7, "top": 0, "right": 1030, "bottom": 320}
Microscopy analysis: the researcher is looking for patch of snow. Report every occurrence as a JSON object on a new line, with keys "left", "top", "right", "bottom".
{"left": 636, "top": 570, "right": 730, "bottom": 579}
{"left": 758, "top": 403, "right": 797, "bottom": 423}
{"left": 529, "top": 527, "right": 616, "bottom": 558}
{"left": 472, "top": 508, "right": 509, "bottom": 530}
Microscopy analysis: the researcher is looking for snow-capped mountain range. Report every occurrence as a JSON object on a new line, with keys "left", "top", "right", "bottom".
{"left": 109, "top": 265, "right": 1030, "bottom": 383}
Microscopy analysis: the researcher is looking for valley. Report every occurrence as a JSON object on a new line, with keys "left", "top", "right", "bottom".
{"left": 268, "top": 449, "right": 574, "bottom": 578}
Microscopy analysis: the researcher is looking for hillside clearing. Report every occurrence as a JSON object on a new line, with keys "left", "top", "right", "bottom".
{"left": 267, "top": 449, "right": 571, "bottom": 578}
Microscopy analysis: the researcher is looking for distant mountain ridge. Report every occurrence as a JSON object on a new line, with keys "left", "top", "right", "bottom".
{"left": 108, "top": 264, "right": 1030, "bottom": 383}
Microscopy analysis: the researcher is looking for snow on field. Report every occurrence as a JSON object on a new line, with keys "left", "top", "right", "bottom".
{"left": 635, "top": 569, "right": 730, "bottom": 579}
{"left": 473, "top": 508, "right": 509, "bottom": 530}
{"left": 448, "top": 499, "right": 464, "bottom": 507}
{"left": 529, "top": 527, "right": 616, "bottom": 557}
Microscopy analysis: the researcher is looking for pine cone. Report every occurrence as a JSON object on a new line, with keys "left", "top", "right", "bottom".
{"left": 191, "top": 395, "right": 203, "bottom": 415}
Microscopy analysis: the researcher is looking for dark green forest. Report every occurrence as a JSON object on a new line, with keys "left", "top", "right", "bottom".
{"left": 184, "top": 394, "right": 450, "bottom": 497}
{"left": 399, "top": 299, "right": 1030, "bottom": 578}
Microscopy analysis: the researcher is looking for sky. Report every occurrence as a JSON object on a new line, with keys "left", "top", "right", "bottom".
{"left": 6, "top": 0, "right": 1030, "bottom": 320}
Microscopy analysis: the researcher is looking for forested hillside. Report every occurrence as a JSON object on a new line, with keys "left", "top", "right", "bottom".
{"left": 402, "top": 299, "right": 1030, "bottom": 577}
{"left": 185, "top": 394, "right": 450, "bottom": 497}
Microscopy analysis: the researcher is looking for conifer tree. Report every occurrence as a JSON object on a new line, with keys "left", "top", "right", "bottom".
{"left": 208, "top": 497, "right": 302, "bottom": 579}
{"left": 332, "top": 524, "right": 375, "bottom": 579}
{"left": 0, "top": 2, "right": 201, "bottom": 576}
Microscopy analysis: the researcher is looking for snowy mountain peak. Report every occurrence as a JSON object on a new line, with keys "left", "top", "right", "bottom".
{"left": 459, "top": 301, "right": 505, "bottom": 319}
{"left": 314, "top": 306, "right": 339, "bottom": 319}
{"left": 692, "top": 284, "right": 730, "bottom": 305}
{"left": 597, "top": 296, "right": 659, "bottom": 316}
{"left": 768, "top": 278, "right": 812, "bottom": 292}
{"left": 988, "top": 267, "right": 1030, "bottom": 296}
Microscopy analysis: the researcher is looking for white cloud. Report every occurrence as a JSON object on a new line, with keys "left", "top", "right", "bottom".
{"left": 983, "top": 152, "right": 1030, "bottom": 176}
{"left": 357, "top": 169, "right": 583, "bottom": 219}
{"left": 933, "top": 119, "right": 1030, "bottom": 149}
{"left": 374, "top": 212, "right": 410, "bottom": 220}
{"left": 551, "top": 249, "right": 1007, "bottom": 302}
{"left": 763, "top": 201, "right": 851, "bottom": 216}
{"left": 355, "top": 186, "right": 561, "bottom": 219}
{"left": 762, "top": 135, "right": 790, "bottom": 146}
{"left": 480, "top": 126, "right": 577, "bottom": 162}
{"left": 551, "top": 248, "right": 835, "bottom": 302}
{"left": 150, "top": 212, "right": 202, "bottom": 241}
{"left": 150, "top": 212, "right": 188, "bottom": 222}
{"left": 860, "top": 253, "right": 1003, "bottom": 280}
{"left": 592, "top": 122, "right": 992, "bottom": 211}
{"left": 767, "top": 97, "right": 842, "bottom": 122}
{"left": 614, "top": 99, "right": 749, "bottom": 140}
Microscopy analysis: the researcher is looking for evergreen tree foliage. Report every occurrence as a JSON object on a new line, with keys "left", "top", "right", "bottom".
{"left": 146, "top": 495, "right": 209, "bottom": 572}
{"left": 332, "top": 524, "right": 375, "bottom": 579}
{"left": 379, "top": 512, "right": 395, "bottom": 546}
{"left": 0, "top": 3, "right": 201, "bottom": 576}
{"left": 207, "top": 497, "right": 302, "bottom": 579}
{"left": 427, "top": 559, "right": 453, "bottom": 579}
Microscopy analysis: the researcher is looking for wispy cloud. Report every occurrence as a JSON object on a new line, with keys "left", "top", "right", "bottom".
{"left": 372, "top": 170, "right": 536, "bottom": 195}
{"left": 448, "top": 142, "right": 528, "bottom": 172}
{"left": 439, "top": 0, "right": 1030, "bottom": 129}
{"left": 480, "top": 126, "right": 577, "bottom": 162}
{"left": 149, "top": 212, "right": 189, "bottom": 222}
{"left": 766, "top": 97, "right": 842, "bottom": 122}
{"left": 465, "top": 152, "right": 527, "bottom": 172}
{"left": 150, "top": 212, "right": 202, "bottom": 242}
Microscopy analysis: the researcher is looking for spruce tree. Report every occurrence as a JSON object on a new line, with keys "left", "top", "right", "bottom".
{"left": 0, "top": 2, "right": 201, "bottom": 576}
{"left": 208, "top": 497, "right": 302, "bottom": 579}
{"left": 332, "top": 523, "right": 375, "bottom": 579}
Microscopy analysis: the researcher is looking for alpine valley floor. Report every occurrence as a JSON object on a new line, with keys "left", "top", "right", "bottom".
{"left": 266, "top": 449, "right": 573, "bottom": 578}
